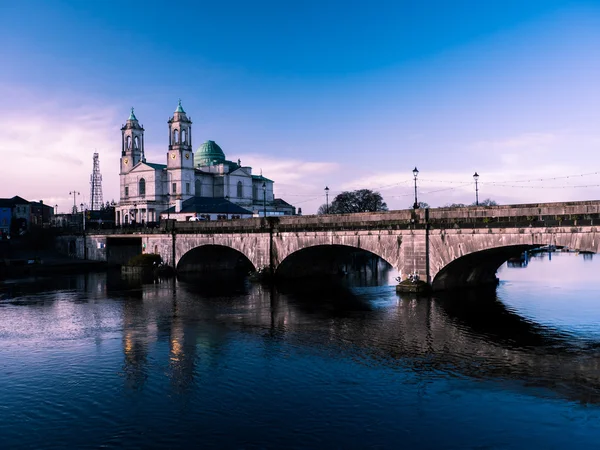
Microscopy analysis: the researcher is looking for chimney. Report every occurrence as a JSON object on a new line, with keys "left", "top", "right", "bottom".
{"left": 175, "top": 199, "right": 182, "bottom": 213}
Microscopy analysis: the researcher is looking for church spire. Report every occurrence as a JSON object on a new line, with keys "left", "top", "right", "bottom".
{"left": 128, "top": 107, "right": 137, "bottom": 121}
{"left": 175, "top": 99, "right": 185, "bottom": 113}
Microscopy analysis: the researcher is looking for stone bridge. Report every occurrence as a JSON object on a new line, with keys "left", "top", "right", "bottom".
{"left": 65, "top": 200, "right": 600, "bottom": 291}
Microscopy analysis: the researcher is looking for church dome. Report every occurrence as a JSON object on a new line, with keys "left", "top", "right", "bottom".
{"left": 195, "top": 140, "right": 226, "bottom": 166}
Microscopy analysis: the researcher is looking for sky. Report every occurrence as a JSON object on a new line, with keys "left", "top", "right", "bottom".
{"left": 1, "top": 0, "right": 599, "bottom": 214}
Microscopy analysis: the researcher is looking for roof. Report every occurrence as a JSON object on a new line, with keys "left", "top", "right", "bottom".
{"left": 11, "top": 196, "right": 29, "bottom": 205}
{"left": 175, "top": 99, "right": 185, "bottom": 113}
{"left": 164, "top": 197, "right": 253, "bottom": 215}
{"left": 273, "top": 198, "right": 294, "bottom": 208}
{"left": 0, "top": 196, "right": 30, "bottom": 208}
{"left": 252, "top": 174, "right": 274, "bottom": 183}
{"left": 145, "top": 162, "right": 167, "bottom": 170}
{"left": 195, "top": 140, "right": 226, "bottom": 166}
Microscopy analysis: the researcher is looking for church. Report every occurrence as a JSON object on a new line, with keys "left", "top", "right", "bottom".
{"left": 116, "top": 101, "right": 296, "bottom": 225}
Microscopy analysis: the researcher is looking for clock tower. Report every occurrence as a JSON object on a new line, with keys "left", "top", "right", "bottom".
{"left": 120, "top": 107, "right": 144, "bottom": 174}
{"left": 166, "top": 100, "right": 195, "bottom": 200}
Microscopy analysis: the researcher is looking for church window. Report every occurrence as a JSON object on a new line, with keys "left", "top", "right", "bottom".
{"left": 195, "top": 180, "right": 202, "bottom": 196}
{"left": 181, "top": 129, "right": 187, "bottom": 144}
{"left": 172, "top": 183, "right": 177, "bottom": 194}
{"left": 134, "top": 136, "right": 139, "bottom": 149}
{"left": 125, "top": 186, "right": 129, "bottom": 197}
{"left": 139, "top": 178, "right": 146, "bottom": 196}
{"left": 186, "top": 183, "right": 190, "bottom": 194}
{"left": 173, "top": 129, "right": 179, "bottom": 144}
{"left": 126, "top": 136, "right": 132, "bottom": 149}
{"left": 237, "top": 181, "right": 243, "bottom": 198}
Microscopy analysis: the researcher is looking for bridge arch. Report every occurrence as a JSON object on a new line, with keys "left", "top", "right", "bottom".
{"left": 177, "top": 244, "right": 255, "bottom": 274}
{"left": 276, "top": 244, "right": 396, "bottom": 279}
{"left": 430, "top": 228, "right": 600, "bottom": 290}
{"left": 432, "top": 244, "right": 536, "bottom": 291}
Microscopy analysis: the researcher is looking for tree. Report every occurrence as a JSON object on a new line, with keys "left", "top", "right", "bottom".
{"left": 473, "top": 198, "right": 497, "bottom": 206}
{"left": 411, "top": 201, "right": 430, "bottom": 209}
{"left": 318, "top": 189, "right": 388, "bottom": 214}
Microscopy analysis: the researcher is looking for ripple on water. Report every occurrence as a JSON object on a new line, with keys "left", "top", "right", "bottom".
{"left": 1, "top": 261, "right": 600, "bottom": 448}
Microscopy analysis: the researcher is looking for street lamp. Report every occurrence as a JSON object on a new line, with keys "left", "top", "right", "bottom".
{"left": 225, "top": 195, "right": 229, "bottom": 220}
{"left": 262, "top": 181, "right": 267, "bottom": 218}
{"left": 80, "top": 202, "right": 85, "bottom": 232}
{"left": 69, "top": 191, "right": 80, "bottom": 214}
{"left": 412, "top": 167, "right": 419, "bottom": 209}
{"left": 473, "top": 172, "right": 479, "bottom": 206}
{"left": 325, "top": 186, "right": 330, "bottom": 214}
{"left": 133, "top": 202, "right": 137, "bottom": 225}
{"left": 166, "top": 193, "right": 170, "bottom": 221}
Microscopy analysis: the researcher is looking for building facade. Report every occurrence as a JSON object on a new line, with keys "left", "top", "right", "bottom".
{"left": 0, "top": 196, "right": 54, "bottom": 237}
{"left": 116, "top": 102, "right": 295, "bottom": 225}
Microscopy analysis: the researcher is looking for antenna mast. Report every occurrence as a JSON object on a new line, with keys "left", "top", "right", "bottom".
{"left": 90, "top": 152, "right": 104, "bottom": 210}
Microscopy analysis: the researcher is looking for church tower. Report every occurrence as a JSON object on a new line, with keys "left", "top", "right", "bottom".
{"left": 120, "top": 108, "right": 144, "bottom": 173}
{"left": 167, "top": 100, "right": 195, "bottom": 200}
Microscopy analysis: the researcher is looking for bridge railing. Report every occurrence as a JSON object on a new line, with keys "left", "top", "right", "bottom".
{"left": 82, "top": 200, "right": 600, "bottom": 235}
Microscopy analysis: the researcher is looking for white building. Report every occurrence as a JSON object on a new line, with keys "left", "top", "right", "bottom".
{"left": 116, "top": 102, "right": 295, "bottom": 225}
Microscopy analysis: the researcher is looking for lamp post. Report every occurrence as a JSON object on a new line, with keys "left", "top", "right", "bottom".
{"left": 133, "top": 202, "right": 137, "bottom": 226}
{"left": 473, "top": 172, "right": 479, "bottom": 206}
{"left": 325, "top": 186, "right": 330, "bottom": 214}
{"left": 412, "top": 167, "right": 419, "bottom": 209}
{"left": 166, "top": 193, "right": 170, "bottom": 221}
{"left": 262, "top": 181, "right": 267, "bottom": 218}
{"left": 80, "top": 203, "right": 85, "bottom": 232}
{"left": 225, "top": 195, "right": 229, "bottom": 220}
{"left": 69, "top": 191, "right": 80, "bottom": 214}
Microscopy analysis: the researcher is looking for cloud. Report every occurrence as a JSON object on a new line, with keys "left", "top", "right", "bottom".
{"left": 335, "top": 131, "right": 600, "bottom": 210}
{"left": 229, "top": 153, "right": 341, "bottom": 214}
{"left": 0, "top": 85, "right": 122, "bottom": 212}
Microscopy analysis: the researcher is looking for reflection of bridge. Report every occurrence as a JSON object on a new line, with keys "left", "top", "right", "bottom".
{"left": 63, "top": 201, "right": 600, "bottom": 290}
{"left": 114, "top": 275, "right": 600, "bottom": 404}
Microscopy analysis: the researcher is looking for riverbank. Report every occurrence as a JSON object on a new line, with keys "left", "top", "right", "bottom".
{"left": 0, "top": 245, "right": 115, "bottom": 281}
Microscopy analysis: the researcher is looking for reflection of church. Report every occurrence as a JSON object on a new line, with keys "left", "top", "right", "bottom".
{"left": 116, "top": 101, "right": 295, "bottom": 225}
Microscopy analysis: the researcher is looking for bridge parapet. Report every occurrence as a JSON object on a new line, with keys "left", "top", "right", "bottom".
{"left": 83, "top": 199, "right": 600, "bottom": 236}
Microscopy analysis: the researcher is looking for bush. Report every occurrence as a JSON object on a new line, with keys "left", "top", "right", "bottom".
{"left": 127, "top": 253, "right": 162, "bottom": 267}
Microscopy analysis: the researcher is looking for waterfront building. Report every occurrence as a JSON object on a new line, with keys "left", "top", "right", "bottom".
{"left": 116, "top": 102, "right": 295, "bottom": 225}
{"left": 0, "top": 196, "right": 54, "bottom": 236}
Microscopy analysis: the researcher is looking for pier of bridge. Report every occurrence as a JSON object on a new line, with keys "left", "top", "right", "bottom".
{"left": 59, "top": 200, "right": 600, "bottom": 291}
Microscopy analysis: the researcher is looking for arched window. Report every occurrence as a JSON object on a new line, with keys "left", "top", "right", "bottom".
{"left": 237, "top": 181, "right": 243, "bottom": 198}
{"left": 134, "top": 136, "right": 139, "bottom": 149}
{"left": 126, "top": 136, "right": 132, "bottom": 149}
{"left": 139, "top": 178, "right": 146, "bottom": 196}
{"left": 173, "top": 129, "right": 179, "bottom": 144}
{"left": 195, "top": 180, "right": 202, "bottom": 196}
{"left": 181, "top": 129, "right": 187, "bottom": 144}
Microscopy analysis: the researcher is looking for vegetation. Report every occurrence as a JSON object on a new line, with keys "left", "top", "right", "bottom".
{"left": 444, "top": 199, "right": 498, "bottom": 208}
{"left": 318, "top": 189, "right": 388, "bottom": 214}
{"left": 476, "top": 198, "right": 498, "bottom": 206}
{"left": 127, "top": 253, "right": 162, "bottom": 267}
{"left": 412, "top": 201, "right": 430, "bottom": 209}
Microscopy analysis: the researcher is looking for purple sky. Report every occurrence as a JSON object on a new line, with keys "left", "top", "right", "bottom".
{"left": 1, "top": 1, "right": 599, "bottom": 213}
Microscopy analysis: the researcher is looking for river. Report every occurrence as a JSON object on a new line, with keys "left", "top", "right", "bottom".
{"left": 1, "top": 252, "right": 599, "bottom": 449}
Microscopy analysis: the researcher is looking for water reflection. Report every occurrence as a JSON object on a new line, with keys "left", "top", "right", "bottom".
{"left": 108, "top": 268, "right": 600, "bottom": 404}
{"left": 2, "top": 254, "right": 600, "bottom": 448}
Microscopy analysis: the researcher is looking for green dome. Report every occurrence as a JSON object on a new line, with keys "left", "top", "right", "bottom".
{"left": 195, "top": 140, "right": 226, "bottom": 166}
